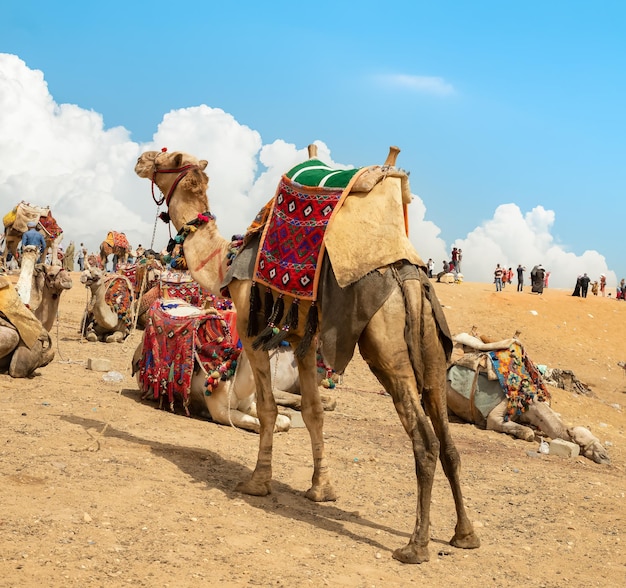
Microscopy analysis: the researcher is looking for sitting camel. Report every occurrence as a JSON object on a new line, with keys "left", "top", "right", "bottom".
{"left": 15, "top": 245, "right": 73, "bottom": 332}
{"left": 0, "top": 274, "right": 54, "bottom": 377}
{"left": 446, "top": 332, "right": 610, "bottom": 464}
{"left": 80, "top": 267, "right": 134, "bottom": 343}
{"left": 131, "top": 299, "right": 336, "bottom": 433}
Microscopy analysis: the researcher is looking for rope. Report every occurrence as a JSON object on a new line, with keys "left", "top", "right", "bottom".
{"left": 150, "top": 205, "right": 160, "bottom": 251}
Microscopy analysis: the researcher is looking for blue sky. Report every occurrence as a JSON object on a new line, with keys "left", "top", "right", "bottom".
{"left": 1, "top": 1, "right": 625, "bottom": 289}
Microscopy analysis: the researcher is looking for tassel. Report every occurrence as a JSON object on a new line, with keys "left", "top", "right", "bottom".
{"left": 263, "top": 298, "right": 299, "bottom": 350}
{"left": 253, "top": 294, "right": 285, "bottom": 350}
{"left": 295, "top": 302, "right": 318, "bottom": 358}
{"left": 263, "top": 288, "right": 274, "bottom": 323}
{"left": 247, "top": 282, "right": 260, "bottom": 337}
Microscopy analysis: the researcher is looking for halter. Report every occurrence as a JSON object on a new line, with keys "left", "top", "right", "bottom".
{"left": 150, "top": 150, "right": 200, "bottom": 207}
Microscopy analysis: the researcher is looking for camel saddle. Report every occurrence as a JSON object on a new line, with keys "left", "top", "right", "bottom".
{"left": 0, "top": 275, "right": 42, "bottom": 349}
{"left": 324, "top": 165, "right": 424, "bottom": 288}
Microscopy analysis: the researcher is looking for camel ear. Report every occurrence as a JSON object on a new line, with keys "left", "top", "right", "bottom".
{"left": 199, "top": 160, "right": 208, "bottom": 170}
{"left": 173, "top": 154, "right": 184, "bottom": 168}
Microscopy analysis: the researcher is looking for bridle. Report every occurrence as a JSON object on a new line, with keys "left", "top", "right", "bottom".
{"left": 150, "top": 150, "right": 200, "bottom": 207}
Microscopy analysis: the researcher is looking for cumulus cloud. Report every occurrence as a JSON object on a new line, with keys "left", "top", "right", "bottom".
{"left": 0, "top": 53, "right": 614, "bottom": 290}
{"left": 375, "top": 73, "right": 455, "bottom": 96}
{"left": 453, "top": 204, "right": 616, "bottom": 289}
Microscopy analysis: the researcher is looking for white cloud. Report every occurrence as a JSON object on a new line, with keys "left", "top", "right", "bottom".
{"left": 0, "top": 53, "right": 614, "bottom": 291}
{"left": 376, "top": 73, "right": 455, "bottom": 96}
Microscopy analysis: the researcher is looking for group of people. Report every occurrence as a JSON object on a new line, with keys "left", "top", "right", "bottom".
{"left": 426, "top": 247, "right": 463, "bottom": 282}
{"left": 493, "top": 263, "right": 547, "bottom": 294}
{"left": 572, "top": 273, "right": 626, "bottom": 299}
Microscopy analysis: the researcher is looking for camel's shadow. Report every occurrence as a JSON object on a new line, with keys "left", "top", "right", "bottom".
{"left": 59, "top": 404, "right": 452, "bottom": 555}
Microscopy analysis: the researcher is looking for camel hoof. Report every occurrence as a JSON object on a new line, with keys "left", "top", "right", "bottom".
{"left": 322, "top": 397, "right": 337, "bottom": 411}
{"left": 450, "top": 531, "right": 481, "bottom": 550}
{"left": 236, "top": 479, "right": 271, "bottom": 497}
{"left": 392, "top": 543, "right": 430, "bottom": 564}
{"left": 85, "top": 332, "right": 98, "bottom": 342}
{"left": 305, "top": 483, "right": 337, "bottom": 502}
{"left": 275, "top": 415, "right": 291, "bottom": 432}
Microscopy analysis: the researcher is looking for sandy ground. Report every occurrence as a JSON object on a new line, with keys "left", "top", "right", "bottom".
{"left": 1, "top": 273, "right": 624, "bottom": 588}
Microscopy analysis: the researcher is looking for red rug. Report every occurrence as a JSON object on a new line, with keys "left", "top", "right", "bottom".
{"left": 254, "top": 176, "right": 346, "bottom": 300}
{"left": 139, "top": 301, "right": 241, "bottom": 413}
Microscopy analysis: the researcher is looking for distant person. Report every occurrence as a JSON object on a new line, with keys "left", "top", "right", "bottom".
{"left": 63, "top": 241, "right": 75, "bottom": 271}
{"left": 436, "top": 260, "right": 450, "bottom": 282}
{"left": 78, "top": 242, "right": 86, "bottom": 271}
{"left": 579, "top": 273, "right": 591, "bottom": 298}
{"left": 544, "top": 271, "right": 551, "bottom": 288}
{"left": 21, "top": 221, "right": 46, "bottom": 261}
{"left": 591, "top": 281, "right": 599, "bottom": 296}
{"left": 136, "top": 244, "right": 145, "bottom": 259}
{"left": 494, "top": 263, "right": 504, "bottom": 292}
{"left": 516, "top": 264, "right": 525, "bottom": 292}
{"left": 530, "top": 264, "right": 545, "bottom": 294}
{"left": 456, "top": 248, "right": 463, "bottom": 273}
{"left": 426, "top": 258, "right": 434, "bottom": 278}
{"left": 451, "top": 247, "right": 458, "bottom": 270}
{"left": 619, "top": 278, "right": 626, "bottom": 300}
{"left": 600, "top": 274, "right": 606, "bottom": 297}
{"left": 572, "top": 275, "right": 582, "bottom": 297}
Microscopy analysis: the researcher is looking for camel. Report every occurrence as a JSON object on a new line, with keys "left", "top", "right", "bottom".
{"left": 100, "top": 231, "right": 131, "bottom": 270}
{"left": 2, "top": 203, "right": 63, "bottom": 267}
{"left": 15, "top": 245, "right": 73, "bottom": 332}
{"left": 0, "top": 274, "right": 55, "bottom": 377}
{"left": 445, "top": 332, "right": 610, "bottom": 464}
{"left": 80, "top": 267, "right": 134, "bottom": 343}
{"left": 135, "top": 146, "right": 480, "bottom": 564}
{"left": 131, "top": 298, "right": 336, "bottom": 433}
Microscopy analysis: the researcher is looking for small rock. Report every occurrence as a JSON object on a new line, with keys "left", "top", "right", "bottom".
{"left": 87, "top": 357, "right": 111, "bottom": 372}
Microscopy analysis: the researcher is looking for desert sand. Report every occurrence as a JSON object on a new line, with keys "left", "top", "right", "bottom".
{"left": 0, "top": 274, "right": 624, "bottom": 587}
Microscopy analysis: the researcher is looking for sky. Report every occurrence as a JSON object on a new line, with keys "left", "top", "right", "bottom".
{"left": 1, "top": 1, "right": 625, "bottom": 290}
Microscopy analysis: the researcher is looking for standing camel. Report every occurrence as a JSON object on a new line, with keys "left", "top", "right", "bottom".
{"left": 2, "top": 204, "right": 63, "bottom": 267}
{"left": 135, "top": 146, "right": 480, "bottom": 564}
{"left": 99, "top": 232, "right": 131, "bottom": 271}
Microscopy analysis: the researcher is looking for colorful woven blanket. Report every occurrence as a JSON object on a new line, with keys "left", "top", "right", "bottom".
{"left": 103, "top": 276, "right": 134, "bottom": 332}
{"left": 488, "top": 342, "right": 550, "bottom": 420}
{"left": 105, "top": 231, "right": 130, "bottom": 250}
{"left": 38, "top": 211, "right": 62, "bottom": 239}
{"left": 254, "top": 161, "right": 364, "bottom": 301}
{"left": 138, "top": 301, "right": 241, "bottom": 413}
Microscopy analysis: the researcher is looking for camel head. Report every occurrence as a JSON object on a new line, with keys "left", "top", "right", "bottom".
{"left": 35, "top": 264, "right": 73, "bottom": 294}
{"left": 80, "top": 267, "right": 105, "bottom": 291}
{"left": 135, "top": 150, "right": 208, "bottom": 182}
{"left": 567, "top": 426, "right": 610, "bottom": 465}
{"left": 135, "top": 150, "right": 212, "bottom": 230}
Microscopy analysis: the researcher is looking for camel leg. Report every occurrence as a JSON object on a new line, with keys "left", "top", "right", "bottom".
{"left": 272, "top": 389, "right": 337, "bottom": 412}
{"left": 518, "top": 401, "right": 568, "bottom": 440}
{"left": 486, "top": 400, "right": 535, "bottom": 440}
{"left": 235, "top": 343, "right": 280, "bottom": 495}
{"left": 418, "top": 328, "right": 480, "bottom": 551}
{"left": 358, "top": 285, "right": 439, "bottom": 564}
{"left": 295, "top": 344, "right": 337, "bottom": 501}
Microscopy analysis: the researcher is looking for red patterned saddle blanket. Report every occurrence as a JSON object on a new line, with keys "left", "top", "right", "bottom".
{"left": 138, "top": 300, "right": 240, "bottom": 414}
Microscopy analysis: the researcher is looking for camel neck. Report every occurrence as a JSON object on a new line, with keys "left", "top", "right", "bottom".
{"left": 181, "top": 221, "right": 230, "bottom": 295}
